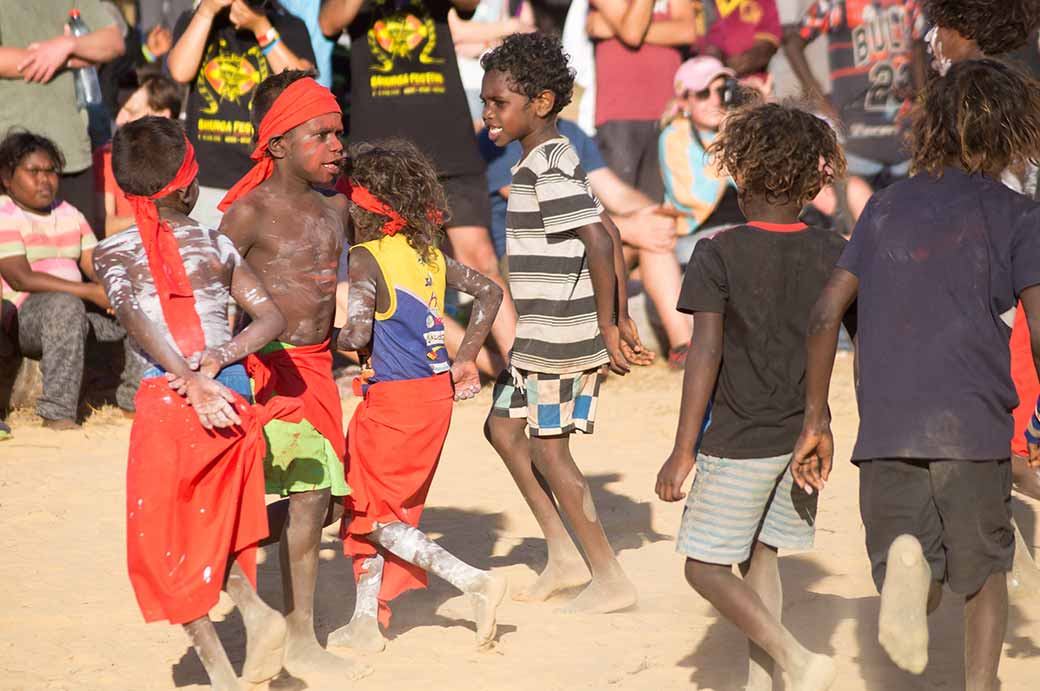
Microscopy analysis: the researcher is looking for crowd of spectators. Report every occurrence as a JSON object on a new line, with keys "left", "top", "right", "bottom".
{"left": 1, "top": 0, "right": 1039, "bottom": 435}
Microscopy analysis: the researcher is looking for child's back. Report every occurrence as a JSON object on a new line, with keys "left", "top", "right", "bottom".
{"left": 680, "top": 221, "right": 849, "bottom": 458}
{"left": 841, "top": 169, "right": 1040, "bottom": 461}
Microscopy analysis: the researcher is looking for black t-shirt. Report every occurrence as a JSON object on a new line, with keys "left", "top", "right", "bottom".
{"left": 173, "top": 6, "right": 316, "bottom": 190}
{"left": 346, "top": 0, "right": 484, "bottom": 177}
{"left": 839, "top": 168, "right": 1040, "bottom": 462}
{"left": 678, "top": 222, "right": 851, "bottom": 459}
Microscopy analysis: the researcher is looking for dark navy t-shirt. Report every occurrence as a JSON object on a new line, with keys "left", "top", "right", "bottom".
{"left": 839, "top": 168, "right": 1040, "bottom": 461}
{"left": 479, "top": 119, "right": 606, "bottom": 257}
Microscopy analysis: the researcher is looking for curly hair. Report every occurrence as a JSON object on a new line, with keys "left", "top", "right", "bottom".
{"left": 923, "top": 0, "right": 1040, "bottom": 55}
{"left": 345, "top": 139, "right": 448, "bottom": 264}
{"left": 0, "top": 130, "right": 64, "bottom": 188}
{"left": 480, "top": 32, "right": 574, "bottom": 116}
{"left": 911, "top": 59, "right": 1040, "bottom": 177}
{"left": 708, "top": 103, "right": 846, "bottom": 206}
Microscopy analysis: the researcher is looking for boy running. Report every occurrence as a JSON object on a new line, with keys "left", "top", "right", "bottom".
{"left": 794, "top": 60, "right": 1040, "bottom": 687}
{"left": 481, "top": 33, "right": 650, "bottom": 614}
{"left": 331, "top": 139, "right": 507, "bottom": 652}
{"left": 92, "top": 116, "right": 294, "bottom": 691}
{"left": 655, "top": 103, "right": 850, "bottom": 691}
{"left": 217, "top": 71, "right": 360, "bottom": 681}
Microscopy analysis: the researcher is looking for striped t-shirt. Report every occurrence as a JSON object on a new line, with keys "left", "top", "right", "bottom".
{"left": 506, "top": 137, "right": 609, "bottom": 374}
{"left": 0, "top": 195, "right": 96, "bottom": 310}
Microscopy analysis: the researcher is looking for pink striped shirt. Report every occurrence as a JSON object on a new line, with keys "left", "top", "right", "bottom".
{"left": 0, "top": 195, "right": 96, "bottom": 311}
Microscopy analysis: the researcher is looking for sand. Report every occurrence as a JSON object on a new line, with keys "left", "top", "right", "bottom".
{"left": 1, "top": 354, "right": 1038, "bottom": 690}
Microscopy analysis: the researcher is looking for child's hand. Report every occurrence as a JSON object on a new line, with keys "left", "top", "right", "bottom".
{"left": 791, "top": 423, "right": 834, "bottom": 495}
{"left": 450, "top": 361, "right": 481, "bottom": 401}
{"left": 184, "top": 373, "right": 241, "bottom": 430}
{"left": 619, "top": 317, "right": 655, "bottom": 366}
{"left": 1029, "top": 442, "right": 1040, "bottom": 469}
{"left": 600, "top": 324, "right": 631, "bottom": 375}
{"left": 656, "top": 450, "right": 696, "bottom": 502}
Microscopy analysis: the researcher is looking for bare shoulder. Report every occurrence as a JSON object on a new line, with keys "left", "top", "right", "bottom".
{"left": 95, "top": 227, "right": 142, "bottom": 260}
{"left": 321, "top": 188, "right": 349, "bottom": 214}
{"left": 218, "top": 194, "right": 265, "bottom": 247}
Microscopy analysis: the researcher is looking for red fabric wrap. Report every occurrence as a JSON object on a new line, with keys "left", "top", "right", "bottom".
{"left": 125, "top": 138, "right": 205, "bottom": 356}
{"left": 126, "top": 378, "right": 303, "bottom": 624}
{"left": 347, "top": 181, "right": 408, "bottom": 236}
{"left": 218, "top": 78, "right": 341, "bottom": 213}
{"left": 341, "top": 374, "right": 454, "bottom": 627}
{"left": 245, "top": 340, "right": 346, "bottom": 461}
{"left": 1011, "top": 302, "right": 1038, "bottom": 457}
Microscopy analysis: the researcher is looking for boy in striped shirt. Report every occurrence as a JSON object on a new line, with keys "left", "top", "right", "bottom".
{"left": 480, "top": 33, "right": 650, "bottom": 614}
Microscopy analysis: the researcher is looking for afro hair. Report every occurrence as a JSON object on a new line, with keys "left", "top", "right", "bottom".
{"left": 480, "top": 33, "right": 575, "bottom": 116}
{"left": 923, "top": 0, "right": 1040, "bottom": 55}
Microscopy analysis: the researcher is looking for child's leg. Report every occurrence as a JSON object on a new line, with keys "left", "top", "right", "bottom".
{"left": 687, "top": 556, "right": 835, "bottom": 691}
{"left": 485, "top": 413, "right": 591, "bottom": 600}
{"left": 369, "top": 521, "right": 507, "bottom": 647}
{"left": 182, "top": 616, "right": 240, "bottom": 691}
{"left": 738, "top": 543, "right": 782, "bottom": 690}
{"left": 528, "top": 434, "right": 636, "bottom": 614}
{"left": 224, "top": 563, "right": 288, "bottom": 683}
{"left": 328, "top": 554, "right": 387, "bottom": 652}
{"left": 964, "top": 572, "right": 1008, "bottom": 691}
{"left": 877, "top": 535, "right": 940, "bottom": 675}
{"left": 276, "top": 488, "right": 366, "bottom": 680}
{"left": 1010, "top": 519, "right": 1040, "bottom": 594}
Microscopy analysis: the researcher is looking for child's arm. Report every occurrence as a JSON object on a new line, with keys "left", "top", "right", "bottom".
{"left": 1020, "top": 284, "right": 1040, "bottom": 468}
{"left": 791, "top": 268, "right": 859, "bottom": 493}
{"left": 92, "top": 242, "right": 242, "bottom": 429}
{"left": 217, "top": 197, "right": 260, "bottom": 257}
{"left": 576, "top": 222, "right": 631, "bottom": 375}
{"left": 194, "top": 249, "right": 287, "bottom": 377}
{"left": 336, "top": 247, "right": 379, "bottom": 353}
{"left": 656, "top": 311, "right": 723, "bottom": 502}
{"left": 445, "top": 256, "right": 503, "bottom": 400}
{"left": 600, "top": 212, "right": 654, "bottom": 365}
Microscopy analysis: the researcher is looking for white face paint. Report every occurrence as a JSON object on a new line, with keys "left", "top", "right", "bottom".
{"left": 927, "top": 27, "right": 953, "bottom": 76}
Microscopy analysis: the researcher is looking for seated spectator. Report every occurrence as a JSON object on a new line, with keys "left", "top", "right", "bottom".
{"left": 586, "top": 0, "right": 697, "bottom": 203}
{"left": 167, "top": 0, "right": 315, "bottom": 229}
{"left": 450, "top": 0, "right": 536, "bottom": 128}
{"left": 0, "top": 132, "right": 138, "bottom": 430}
{"left": 479, "top": 118, "right": 692, "bottom": 367}
{"left": 694, "top": 0, "right": 782, "bottom": 89}
{"left": 783, "top": 0, "right": 926, "bottom": 189}
{"left": 0, "top": 1, "right": 126, "bottom": 234}
{"left": 95, "top": 74, "right": 184, "bottom": 237}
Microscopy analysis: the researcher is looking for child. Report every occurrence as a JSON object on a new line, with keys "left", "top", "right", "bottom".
{"left": 95, "top": 74, "right": 184, "bottom": 237}
{"left": 655, "top": 103, "right": 849, "bottom": 691}
{"left": 480, "top": 32, "right": 649, "bottom": 613}
{"left": 91, "top": 116, "right": 294, "bottom": 691}
{"left": 793, "top": 60, "right": 1040, "bottom": 687}
{"left": 217, "top": 70, "right": 362, "bottom": 683}
{"left": 330, "top": 139, "right": 507, "bottom": 652}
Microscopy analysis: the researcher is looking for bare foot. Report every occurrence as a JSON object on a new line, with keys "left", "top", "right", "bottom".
{"left": 41, "top": 418, "right": 79, "bottom": 430}
{"left": 283, "top": 632, "right": 372, "bottom": 683}
{"left": 513, "top": 557, "right": 590, "bottom": 602}
{"left": 557, "top": 575, "right": 637, "bottom": 614}
{"left": 878, "top": 535, "right": 931, "bottom": 675}
{"left": 327, "top": 615, "right": 386, "bottom": 653}
{"left": 472, "top": 572, "right": 508, "bottom": 648}
{"left": 1009, "top": 522, "right": 1040, "bottom": 598}
{"left": 789, "top": 653, "right": 837, "bottom": 691}
{"left": 241, "top": 607, "right": 287, "bottom": 684}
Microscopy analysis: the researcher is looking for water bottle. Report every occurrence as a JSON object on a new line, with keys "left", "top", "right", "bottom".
{"left": 67, "top": 9, "right": 103, "bottom": 108}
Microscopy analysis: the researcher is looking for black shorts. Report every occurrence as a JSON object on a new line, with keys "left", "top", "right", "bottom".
{"left": 859, "top": 459, "right": 1014, "bottom": 595}
{"left": 594, "top": 120, "right": 664, "bottom": 203}
{"left": 441, "top": 172, "right": 491, "bottom": 230}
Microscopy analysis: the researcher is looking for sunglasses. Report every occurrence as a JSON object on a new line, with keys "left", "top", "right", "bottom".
{"left": 691, "top": 85, "right": 727, "bottom": 102}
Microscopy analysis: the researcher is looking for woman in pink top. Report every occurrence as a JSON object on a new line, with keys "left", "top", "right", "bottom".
{"left": 587, "top": 0, "right": 697, "bottom": 202}
{"left": 0, "top": 132, "right": 138, "bottom": 429}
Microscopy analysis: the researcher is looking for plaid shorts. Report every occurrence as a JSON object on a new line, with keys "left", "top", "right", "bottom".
{"left": 491, "top": 368, "right": 601, "bottom": 437}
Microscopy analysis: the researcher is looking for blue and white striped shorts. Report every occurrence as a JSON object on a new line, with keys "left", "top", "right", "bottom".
{"left": 676, "top": 452, "right": 817, "bottom": 565}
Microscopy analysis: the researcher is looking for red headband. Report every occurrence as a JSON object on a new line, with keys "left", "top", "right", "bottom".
{"left": 126, "top": 138, "right": 206, "bottom": 357}
{"left": 348, "top": 181, "right": 407, "bottom": 236}
{"left": 218, "top": 78, "right": 341, "bottom": 212}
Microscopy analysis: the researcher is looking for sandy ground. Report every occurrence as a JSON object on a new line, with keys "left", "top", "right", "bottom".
{"left": 1, "top": 354, "right": 1038, "bottom": 690}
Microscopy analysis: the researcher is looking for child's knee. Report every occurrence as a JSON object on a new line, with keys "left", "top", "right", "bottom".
{"left": 684, "top": 558, "right": 723, "bottom": 593}
{"left": 484, "top": 413, "right": 522, "bottom": 452}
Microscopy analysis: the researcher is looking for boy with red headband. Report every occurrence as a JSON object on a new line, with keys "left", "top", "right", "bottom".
{"left": 92, "top": 116, "right": 296, "bottom": 691}
{"left": 330, "top": 139, "right": 506, "bottom": 652}
{"left": 217, "top": 70, "right": 361, "bottom": 682}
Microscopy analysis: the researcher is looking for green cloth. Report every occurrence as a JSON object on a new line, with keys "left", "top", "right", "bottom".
{"left": 0, "top": 1, "right": 116, "bottom": 174}
{"left": 254, "top": 341, "right": 350, "bottom": 497}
